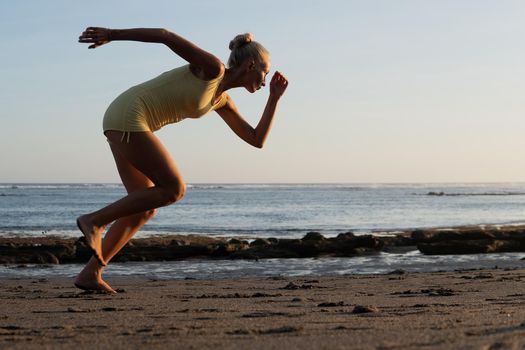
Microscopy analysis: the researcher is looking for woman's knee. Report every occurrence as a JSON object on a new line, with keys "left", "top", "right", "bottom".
{"left": 130, "top": 208, "right": 156, "bottom": 224}
{"left": 143, "top": 208, "right": 157, "bottom": 221}
{"left": 161, "top": 182, "right": 186, "bottom": 205}
{"left": 114, "top": 209, "right": 156, "bottom": 230}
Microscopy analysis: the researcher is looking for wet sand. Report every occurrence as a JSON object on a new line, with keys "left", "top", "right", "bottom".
{"left": 2, "top": 268, "right": 525, "bottom": 349}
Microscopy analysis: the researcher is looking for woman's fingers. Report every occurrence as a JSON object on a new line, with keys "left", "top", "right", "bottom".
{"left": 273, "top": 71, "right": 288, "bottom": 83}
{"left": 270, "top": 72, "right": 280, "bottom": 84}
{"left": 271, "top": 71, "right": 288, "bottom": 89}
{"left": 78, "top": 27, "right": 109, "bottom": 48}
{"left": 269, "top": 71, "right": 288, "bottom": 97}
{"left": 79, "top": 32, "right": 102, "bottom": 42}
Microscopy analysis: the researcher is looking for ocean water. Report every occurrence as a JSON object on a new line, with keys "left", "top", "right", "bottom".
{"left": 3, "top": 183, "right": 525, "bottom": 238}
{"left": 2, "top": 183, "right": 525, "bottom": 278}
{"left": 2, "top": 252, "right": 525, "bottom": 280}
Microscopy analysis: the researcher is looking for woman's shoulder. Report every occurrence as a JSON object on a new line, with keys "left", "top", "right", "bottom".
{"left": 189, "top": 63, "right": 224, "bottom": 81}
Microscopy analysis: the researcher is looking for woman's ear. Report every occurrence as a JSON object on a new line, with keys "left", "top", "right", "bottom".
{"left": 242, "top": 59, "right": 256, "bottom": 71}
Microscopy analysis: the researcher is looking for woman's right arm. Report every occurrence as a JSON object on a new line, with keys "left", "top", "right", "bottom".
{"left": 79, "top": 27, "right": 223, "bottom": 79}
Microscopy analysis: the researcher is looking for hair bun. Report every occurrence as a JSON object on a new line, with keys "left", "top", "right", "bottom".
{"left": 229, "top": 33, "right": 253, "bottom": 50}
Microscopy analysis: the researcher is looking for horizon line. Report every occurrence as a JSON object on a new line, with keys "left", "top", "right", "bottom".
{"left": 3, "top": 181, "right": 525, "bottom": 185}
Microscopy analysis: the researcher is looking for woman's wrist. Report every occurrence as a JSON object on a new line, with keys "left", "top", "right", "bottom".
{"left": 268, "top": 93, "right": 280, "bottom": 104}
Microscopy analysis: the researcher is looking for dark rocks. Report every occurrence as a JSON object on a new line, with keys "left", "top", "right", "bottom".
{"left": 267, "top": 237, "right": 279, "bottom": 244}
{"left": 421, "top": 288, "right": 456, "bottom": 296}
{"left": 249, "top": 238, "right": 271, "bottom": 247}
{"left": 412, "top": 229, "right": 494, "bottom": 243}
{"left": 318, "top": 301, "right": 345, "bottom": 307}
{"left": 3, "top": 224, "right": 525, "bottom": 264}
{"left": 412, "top": 226, "right": 525, "bottom": 243}
{"left": 418, "top": 240, "right": 492, "bottom": 255}
{"left": 302, "top": 232, "right": 325, "bottom": 241}
{"left": 352, "top": 305, "right": 379, "bottom": 314}
{"left": 336, "top": 232, "right": 355, "bottom": 240}
{"left": 33, "top": 252, "right": 60, "bottom": 264}
{"left": 212, "top": 242, "right": 244, "bottom": 256}
{"left": 258, "top": 326, "right": 302, "bottom": 334}
{"left": 381, "top": 233, "right": 415, "bottom": 248}
{"left": 413, "top": 226, "right": 525, "bottom": 255}
{"left": 0, "top": 231, "right": 383, "bottom": 264}
{"left": 229, "top": 232, "right": 384, "bottom": 260}
{"left": 281, "top": 282, "right": 315, "bottom": 290}
{"left": 0, "top": 237, "right": 75, "bottom": 264}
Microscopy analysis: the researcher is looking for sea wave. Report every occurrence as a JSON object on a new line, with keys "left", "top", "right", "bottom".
{"left": 2, "top": 252, "right": 525, "bottom": 279}
{"left": 423, "top": 191, "right": 525, "bottom": 197}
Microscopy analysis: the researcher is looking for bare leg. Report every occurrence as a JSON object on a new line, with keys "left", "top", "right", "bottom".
{"left": 76, "top": 131, "right": 186, "bottom": 266}
{"left": 75, "top": 131, "right": 185, "bottom": 292}
{"left": 80, "top": 131, "right": 186, "bottom": 224}
{"left": 75, "top": 212, "right": 155, "bottom": 293}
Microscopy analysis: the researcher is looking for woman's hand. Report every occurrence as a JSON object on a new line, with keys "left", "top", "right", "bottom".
{"left": 269, "top": 71, "right": 289, "bottom": 99}
{"left": 78, "top": 27, "right": 111, "bottom": 49}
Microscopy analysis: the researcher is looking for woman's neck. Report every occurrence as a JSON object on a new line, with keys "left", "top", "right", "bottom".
{"left": 217, "top": 67, "right": 244, "bottom": 94}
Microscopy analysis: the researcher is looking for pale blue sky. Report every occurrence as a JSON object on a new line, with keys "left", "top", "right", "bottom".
{"left": 1, "top": 0, "right": 524, "bottom": 183}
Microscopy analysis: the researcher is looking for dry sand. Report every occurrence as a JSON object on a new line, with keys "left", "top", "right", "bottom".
{"left": 2, "top": 268, "right": 525, "bottom": 349}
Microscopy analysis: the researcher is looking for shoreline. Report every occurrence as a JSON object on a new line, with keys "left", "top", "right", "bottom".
{"left": 3, "top": 268, "right": 525, "bottom": 349}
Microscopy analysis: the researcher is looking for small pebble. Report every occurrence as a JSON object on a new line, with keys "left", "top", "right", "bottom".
{"left": 352, "top": 305, "right": 379, "bottom": 314}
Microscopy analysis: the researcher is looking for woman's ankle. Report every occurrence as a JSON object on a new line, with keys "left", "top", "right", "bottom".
{"left": 80, "top": 260, "right": 105, "bottom": 276}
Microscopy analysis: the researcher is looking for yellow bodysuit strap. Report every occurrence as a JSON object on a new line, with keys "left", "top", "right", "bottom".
{"left": 120, "top": 131, "right": 131, "bottom": 143}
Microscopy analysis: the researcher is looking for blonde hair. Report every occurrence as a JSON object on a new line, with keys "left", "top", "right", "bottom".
{"left": 228, "top": 33, "right": 270, "bottom": 69}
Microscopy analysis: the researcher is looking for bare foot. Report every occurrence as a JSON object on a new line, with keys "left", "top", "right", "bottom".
{"left": 76, "top": 215, "right": 106, "bottom": 266}
{"left": 74, "top": 273, "right": 117, "bottom": 294}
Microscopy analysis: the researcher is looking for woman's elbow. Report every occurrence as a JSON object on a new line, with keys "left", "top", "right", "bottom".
{"left": 250, "top": 133, "right": 264, "bottom": 149}
{"left": 252, "top": 140, "right": 264, "bottom": 149}
{"left": 159, "top": 28, "right": 173, "bottom": 41}
{"left": 248, "top": 137, "right": 263, "bottom": 148}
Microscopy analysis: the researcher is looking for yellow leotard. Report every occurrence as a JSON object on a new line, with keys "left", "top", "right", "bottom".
{"left": 102, "top": 64, "right": 227, "bottom": 140}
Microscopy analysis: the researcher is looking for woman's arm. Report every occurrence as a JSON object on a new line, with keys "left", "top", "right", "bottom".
{"left": 78, "top": 27, "right": 223, "bottom": 79}
{"left": 216, "top": 72, "right": 289, "bottom": 148}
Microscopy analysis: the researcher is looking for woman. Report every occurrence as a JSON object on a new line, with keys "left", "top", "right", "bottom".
{"left": 76, "top": 27, "right": 288, "bottom": 293}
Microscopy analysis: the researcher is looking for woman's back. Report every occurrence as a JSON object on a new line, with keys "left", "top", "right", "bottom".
{"left": 104, "top": 65, "right": 227, "bottom": 132}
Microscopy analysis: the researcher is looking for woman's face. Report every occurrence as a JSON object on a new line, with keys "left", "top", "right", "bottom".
{"left": 244, "top": 60, "right": 271, "bottom": 93}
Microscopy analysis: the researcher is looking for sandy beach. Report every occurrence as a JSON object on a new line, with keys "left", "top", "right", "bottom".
{"left": 3, "top": 268, "right": 525, "bottom": 349}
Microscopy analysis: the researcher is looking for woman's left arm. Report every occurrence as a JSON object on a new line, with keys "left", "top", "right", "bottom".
{"left": 216, "top": 72, "right": 288, "bottom": 148}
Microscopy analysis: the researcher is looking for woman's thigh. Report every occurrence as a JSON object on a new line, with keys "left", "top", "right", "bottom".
{"left": 108, "top": 141, "right": 154, "bottom": 194}
{"left": 104, "top": 130, "right": 185, "bottom": 189}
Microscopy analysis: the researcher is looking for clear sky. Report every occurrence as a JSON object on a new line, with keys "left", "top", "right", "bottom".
{"left": 1, "top": 0, "right": 524, "bottom": 183}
